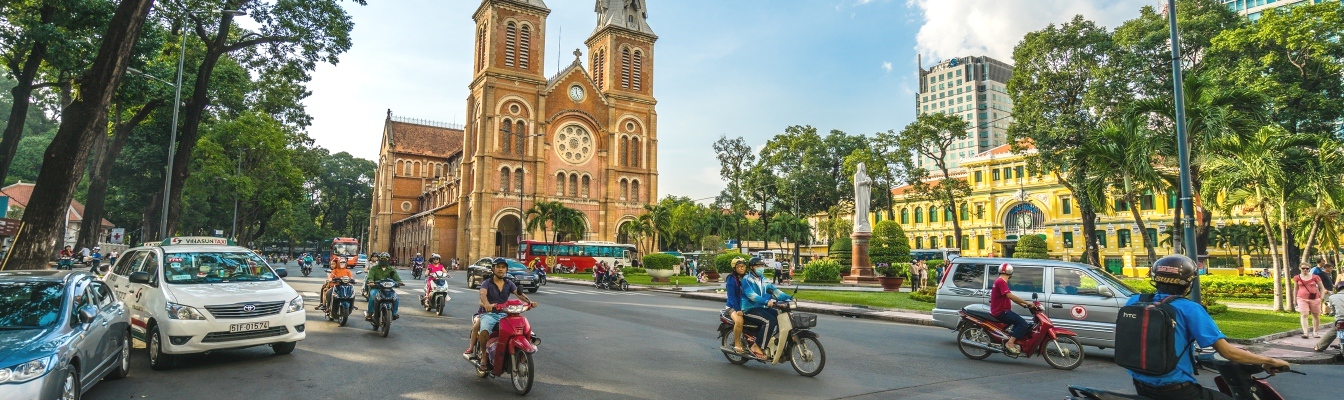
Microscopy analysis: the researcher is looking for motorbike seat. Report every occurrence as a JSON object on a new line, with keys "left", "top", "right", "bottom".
{"left": 1066, "top": 386, "right": 1149, "bottom": 400}
{"left": 962, "top": 307, "right": 1001, "bottom": 323}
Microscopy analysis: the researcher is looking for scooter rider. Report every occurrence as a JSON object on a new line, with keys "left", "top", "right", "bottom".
{"left": 1124, "top": 255, "right": 1289, "bottom": 400}
{"left": 724, "top": 257, "right": 749, "bottom": 354}
{"left": 991, "top": 263, "right": 1033, "bottom": 355}
{"left": 365, "top": 252, "right": 403, "bottom": 321}
{"left": 466, "top": 257, "right": 538, "bottom": 371}
{"left": 319, "top": 257, "right": 356, "bottom": 311}
{"left": 423, "top": 254, "right": 448, "bottom": 304}
{"left": 741, "top": 256, "right": 792, "bottom": 359}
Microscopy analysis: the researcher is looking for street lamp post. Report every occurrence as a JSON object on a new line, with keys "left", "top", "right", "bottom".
{"left": 1167, "top": 0, "right": 1201, "bottom": 301}
{"left": 518, "top": 133, "right": 545, "bottom": 250}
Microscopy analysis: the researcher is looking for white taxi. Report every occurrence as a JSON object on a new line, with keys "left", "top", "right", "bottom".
{"left": 104, "top": 237, "right": 305, "bottom": 370}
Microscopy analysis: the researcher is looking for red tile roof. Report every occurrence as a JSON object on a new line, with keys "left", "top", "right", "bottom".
{"left": 1, "top": 182, "right": 113, "bottom": 226}
{"left": 387, "top": 120, "right": 465, "bottom": 158}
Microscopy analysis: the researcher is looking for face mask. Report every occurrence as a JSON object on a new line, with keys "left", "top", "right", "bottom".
{"left": 754, "top": 267, "right": 765, "bottom": 276}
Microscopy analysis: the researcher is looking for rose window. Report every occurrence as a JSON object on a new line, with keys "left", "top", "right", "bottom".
{"left": 554, "top": 124, "right": 594, "bottom": 165}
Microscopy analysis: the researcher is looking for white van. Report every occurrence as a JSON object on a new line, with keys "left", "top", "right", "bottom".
{"left": 104, "top": 237, "right": 305, "bottom": 370}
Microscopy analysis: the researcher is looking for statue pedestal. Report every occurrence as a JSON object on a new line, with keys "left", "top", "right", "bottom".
{"left": 843, "top": 231, "right": 879, "bottom": 284}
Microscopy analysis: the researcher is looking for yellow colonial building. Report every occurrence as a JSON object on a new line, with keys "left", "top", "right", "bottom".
{"left": 876, "top": 144, "right": 1262, "bottom": 276}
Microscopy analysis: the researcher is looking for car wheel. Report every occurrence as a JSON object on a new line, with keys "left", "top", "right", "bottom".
{"left": 272, "top": 341, "right": 297, "bottom": 355}
{"left": 148, "top": 325, "right": 176, "bottom": 370}
{"left": 61, "top": 366, "right": 80, "bottom": 400}
{"left": 105, "top": 330, "right": 131, "bottom": 380}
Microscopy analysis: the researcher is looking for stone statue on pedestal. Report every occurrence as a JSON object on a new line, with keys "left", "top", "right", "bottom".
{"left": 844, "top": 162, "right": 878, "bottom": 284}
{"left": 853, "top": 162, "right": 872, "bottom": 233}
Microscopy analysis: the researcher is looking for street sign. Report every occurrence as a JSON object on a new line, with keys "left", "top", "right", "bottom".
{"left": 0, "top": 218, "right": 19, "bottom": 236}
{"left": 213, "top": 229, "right": 224, "bottom": 237}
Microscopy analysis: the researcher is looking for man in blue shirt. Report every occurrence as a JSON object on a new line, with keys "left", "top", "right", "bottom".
{"left": 1126, "top": 255, "right": 1288, "bottom": 400}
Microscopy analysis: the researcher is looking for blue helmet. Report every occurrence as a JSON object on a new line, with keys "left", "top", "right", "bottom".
{"left": 492, "top": 257, "right": 510, "bottom": 266}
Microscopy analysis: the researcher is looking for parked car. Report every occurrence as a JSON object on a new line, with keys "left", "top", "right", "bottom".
{"left": 356, "top": 254, "right": 368, "bottom": 268}
{"left": 0, "top": 270, "right": 131, "bottom": 400}
{"left": 931, "top": 257, "right": 1140, "bottom": 349}
{"left": 466, "top": 258, "right": 536, "bottom": 292}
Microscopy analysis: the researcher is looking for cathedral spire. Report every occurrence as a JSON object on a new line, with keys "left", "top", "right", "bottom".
{"left": 594, "top": 0, "right": 655, "bottom": 37}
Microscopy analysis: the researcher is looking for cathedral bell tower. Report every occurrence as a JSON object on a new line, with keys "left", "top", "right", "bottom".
{"left": 471, "top": 0, "right": 550, "bottom": 81}
{"left": 586, "top": 0, "right": 657, "bottom": 97}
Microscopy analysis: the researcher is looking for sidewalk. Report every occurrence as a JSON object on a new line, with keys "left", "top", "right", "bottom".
{"left": 547, "top": 276, "right": 655, "bottom": 291}
{"left": 1230, "top": 327, "right": 1342, "bottom": 365}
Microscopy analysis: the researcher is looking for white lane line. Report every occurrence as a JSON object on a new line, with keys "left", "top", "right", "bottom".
{"left": 445, "top": 288, "right": 464, "bottom": 293}
{"left": 395, "top": 289, "right": 410, "bottom": 295}
{"left": 301, "top": 291, "right": 319, "bottom": 297}
{"left": 635, "top": 293, "right": 651, "bottom": 296}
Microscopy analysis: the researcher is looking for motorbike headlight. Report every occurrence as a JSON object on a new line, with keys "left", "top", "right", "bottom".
{"left": 0, "top": 355, "right": 56, "bottom": 383}
{"left": 339, "top": 276, "right": 351, "bottom": 283}
{"left": 287, "top": 296, "right": 304, "bottom": 313}
{"left": 505, "top": 304, "right": 528, "bottom": 314}
{"left": 380, "top": 281, "right": 395, "bottom": 288}
{"left": 165, "top": 302, "right": 206, "bottom": 320}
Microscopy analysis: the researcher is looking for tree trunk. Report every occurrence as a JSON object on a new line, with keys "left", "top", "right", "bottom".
{"left": 0, "top": 6, "right": 54, "bottom": 184}
{"left": 1, "top": 0, "right": 157, "bottom": 271}
{"left": 1258, "top": 204, "right": 1283, "bottom": 311}
{"left": 77, "top": 101, "right": 161, "bottom": 250}
{"left": 1081, "top": 205, "right": 1101, "bottom": 267}
{"left": 1298, "top": 219, "right": 1321, "bottom": 271}
{"left": 1280, "top": 205, "right": 1295, "bottom": 312}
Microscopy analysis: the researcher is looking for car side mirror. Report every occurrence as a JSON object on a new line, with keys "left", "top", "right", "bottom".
{"left": 1098, "top": 285, "right": 1115, "bottom": 298}
{"left": 275, "top": 268, "right": 288, "bottom": 278}
{"left": 77, "top": 305, "right": 98, "bottom": 324}
{"left": 129, "top": 271, "right": 150, "bottom": 284}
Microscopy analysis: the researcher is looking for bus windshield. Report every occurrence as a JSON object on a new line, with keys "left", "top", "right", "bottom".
{"left": 333, "top": 243, "right": 359, "bottom": 256}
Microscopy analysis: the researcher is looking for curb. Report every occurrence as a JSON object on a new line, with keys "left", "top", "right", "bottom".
{"left": 1225, "top": 328, "right": 1339, "bottom": 365}
{"left": 673, "top": 291, "right": 934, "bottom": 327}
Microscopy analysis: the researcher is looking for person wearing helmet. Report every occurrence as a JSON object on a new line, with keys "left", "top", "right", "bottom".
{"left": 1125, "top": 255, "right": 1288, "bottom": 400}
{"left": 319, "top": 256, "right": 357, "bottom": 311}
{"left": 421, "top": 254, "right": 449, "bottom": 306}
{"left": 990, "top": 263, "right": 1033, "bottom": 355}
{"left": 740, "top": 256, "right": 793, "bottom": 359}
{"left": 724, "top": 257, "right": 750, "bottom": 354}
{"left": 465, "top": 257, "right": 538, "bottom": 371}
{"left": 1315, "top": 280, "right": 1344, "bottom": 352}
{"left": 364, "top": 252, "right": 403, "bottom": 321}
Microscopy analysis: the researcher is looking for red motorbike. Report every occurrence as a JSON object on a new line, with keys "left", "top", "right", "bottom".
{"left": 955, "top": 294, "right": 1086, "bottom": 370}
{"left": 463, "top": 299, "right": 541, "bottom": 395}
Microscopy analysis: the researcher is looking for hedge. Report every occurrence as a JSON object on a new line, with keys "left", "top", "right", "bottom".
{"left": 871, "top": 221, "right": 911, "bottom": 265}
{"left": 830, "top": 237, "right": 853, "bottom": 269}
{"left": 1118, "top": 275, "right": 1275, "bottom": 299}
{"left": 1014, "top": 235, "right": 1050, "bottom": 259}
{"left": 642, "top": 253, "right": 680, "bottom": 270}
{"left": 714, "top": 250, "right": 744, "bottom": 273}
{"left": 803, "top": 259, "right": 843, "bottom": 283}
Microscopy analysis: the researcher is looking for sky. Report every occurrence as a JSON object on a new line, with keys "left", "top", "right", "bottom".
{"left": 301, "top": 0, "right": 1160, "bottom": 202}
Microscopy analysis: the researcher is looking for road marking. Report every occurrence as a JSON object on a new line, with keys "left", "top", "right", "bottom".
{"left": 301, "top": 291, "right": 319, "bottom": 297}
{"left": 395, "top": 289, "right": 410, "bottom": 295}
{"left": 445, "top": 288, "right": 464, "bottom": 293}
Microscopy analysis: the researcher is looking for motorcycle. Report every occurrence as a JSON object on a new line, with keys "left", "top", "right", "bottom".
{"left": 599, "top": 269, "right": 629, "bottom": 291}
{"left": 421, "top": 270, "right": 452, "bottom": 316}
{"left": 553, "top": 264, "right": 575, "bottom": 274}
{"left": 716, "top": 301, "right": 826, "bottom": 376}
{"left": 325, "top": 276, "right": 356, "bottom": 326}
{"left": 954, "top": 294, "right": 1085, "bottom": 370}
{"left": 301, "top": 261, "right": 313, "bottom": 277}
{"left": 463, "top": 299, "right": 541, "bottom": 395}
{"left": 1066, "top": 351, "right": 1303, "bottom": 400}
{"left": 534, "top": 267, "right": 547, "bottom": 286}
{"left": 412, "top": 261, "right": 425, "bottom": 280}
{"left": 368, "top": 278, "right": 402, "bottom": 337}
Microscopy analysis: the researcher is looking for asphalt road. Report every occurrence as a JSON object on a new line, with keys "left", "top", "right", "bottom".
{"left": 85, "top": 269, "right": 1339, "bottom": 400}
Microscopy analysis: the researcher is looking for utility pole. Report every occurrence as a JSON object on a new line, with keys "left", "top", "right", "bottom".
{"left": 1168, "top": 0, "right": 1201, "bottom": 301}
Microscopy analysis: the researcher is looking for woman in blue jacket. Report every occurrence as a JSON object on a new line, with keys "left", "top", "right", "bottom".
{"left": 723, "top": 258, "right": 749, "bottom": 353}
{"left": 741, "top": 257, "right": 792, "bottom": 359}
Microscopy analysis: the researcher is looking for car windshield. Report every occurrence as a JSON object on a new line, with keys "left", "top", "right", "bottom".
{"left": 0, "top": 282, "right": 64, "bottom": 329}
{"left": 162, "top": 252, "right": 278, "bottom": 284}
{"left": 1091, "top": 268, "right": 1138, "bottom": 297}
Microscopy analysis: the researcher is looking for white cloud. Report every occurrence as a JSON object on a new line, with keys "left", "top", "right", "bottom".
{"left": 908, "top": 0, "right": 1154, "bottom": 62}
{"left": 882, "top": 61, "right": 893, "bottom": 72}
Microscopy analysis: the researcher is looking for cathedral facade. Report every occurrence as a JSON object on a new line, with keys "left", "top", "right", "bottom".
{"left": 369, "top": 0, "right": 659, "bottom": 262}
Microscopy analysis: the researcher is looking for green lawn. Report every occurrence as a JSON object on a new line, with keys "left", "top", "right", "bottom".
{"left": 1212, "top": 309, "right": 1335, "bottom": 340}
{"left": 790, "top": 290, "right": 935, "bottom": 312}
{"left": 553, "top": 273, "right": 714, "bottom": 286}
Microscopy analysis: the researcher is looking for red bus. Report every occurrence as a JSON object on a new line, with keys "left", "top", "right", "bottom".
{"left": 330, "top": 237, "right": 360, "bottom": 265}
{"left": 519, "top": 240, "right": 636, "bottom": 272}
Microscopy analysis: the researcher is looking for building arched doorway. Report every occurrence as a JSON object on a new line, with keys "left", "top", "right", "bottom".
{"left": 998, "top": 202, "right": 1046, "bottom": 257}
{"left": 496, "top": 214, "right": 522, "bottom": 258}
{"left": 616, "top": 220, "right": 634, "bottom": 245}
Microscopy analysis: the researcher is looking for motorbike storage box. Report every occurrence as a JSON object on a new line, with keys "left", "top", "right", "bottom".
{"left": 791, "top": 313, "right": 817, "bottom": 329}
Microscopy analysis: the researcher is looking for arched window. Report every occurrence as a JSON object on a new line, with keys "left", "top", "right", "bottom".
{"left": 900, "top": 208, "right": 909, "bottom": 224}
{"left": 556, "top": 172, "right": 565, "bottom": 196}
{"left": 632, "top": 50, "right": 643, "bottom": 91}
{"left": 929, "top": 207, "right": 938, "bottom": 222}
{"left": 476, "top": 27, "right": 486, "bottom": 72}
{"left": 514, "top": 168, "right": 524, "bottom": 193}
{"left": 514, "top": 121, "right": 525, "bottom": 155}
{"left": 593, "top": 49, "right": 606, "bottom": 88}
{"left": 568, "top": 173, "right": 579, "bottom": 197}
{"left": 504, "top": 22, "right": 517, "bottom": 67}
{"left": 619, "top": 137, "right": 629, "bottom": 166}
{"left": 915, "top": 237, "right": 923, "bottom": 249}
{"left": 396, "top": 160, "right": 404, "bottom": 176}
{"left": 500, "top": 120, "right": 513, "bottom": 154}
{"left": 631, "top": 180, "right": 641, "bottom": 202}
{"left": 620, "top": 47, "right": 631, "bottom": 89}
{"left": 500, "top": 168, "right": 511, "bottom": 193}
{"left": 581, "top": 175, "right": 591, "bottom": 198}
{"left": 631, "top": 137, "right": 641, "bottom": 168}
{"left": 620, "top": 179, "right": 629, "bottom": 200}
{"left": 518, "top": 25, "right": 531, "bottom": 69}
{"left": 914, "top": 207, "right": 923, "bottom": 223}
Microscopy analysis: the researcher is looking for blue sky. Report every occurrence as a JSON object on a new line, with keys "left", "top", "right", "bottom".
{"left": 302, "top": 0, "right": 1156, "bottom": 201}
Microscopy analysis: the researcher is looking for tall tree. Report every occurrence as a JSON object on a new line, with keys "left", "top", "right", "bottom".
{"left": 2, "top": 0, "right": 157, "bottom": 270}
{"left": 1007, "top": 15, "right": 1118, "bottom": 267}
{"left": 887, "top": 112, "right": 973, "bottom": 249}
{"left": 1082, "top": 112, "right": 1168, "bottom": 263}
{"left": 712, "top": 134, "right": 754, "bottom": 244}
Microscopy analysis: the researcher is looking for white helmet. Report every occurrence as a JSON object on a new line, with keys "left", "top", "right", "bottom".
{"left": 998, "top": 263, "right": 1014, "bottom": 275}
{"left": 430, "top": 253, "right": 441, "bottom": 260}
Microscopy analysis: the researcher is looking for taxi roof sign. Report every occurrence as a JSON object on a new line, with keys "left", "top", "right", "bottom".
{"left": 162, "top": 237, "right": 235, "bottom": 246}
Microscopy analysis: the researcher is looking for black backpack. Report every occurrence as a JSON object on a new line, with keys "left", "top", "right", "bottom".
{"left": 1114, "top": 294, "right": 1195, "bottom": 376}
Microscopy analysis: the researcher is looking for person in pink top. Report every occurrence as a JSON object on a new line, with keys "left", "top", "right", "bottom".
{"left": 1295, "top": 264, "right": 1328, "bottom": 339}
{"left": 423, "top": 254, "right": 449, "bottom": 294}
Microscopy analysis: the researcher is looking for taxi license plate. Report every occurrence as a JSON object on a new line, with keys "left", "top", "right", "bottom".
{"left": 229, "top": 321, "right": 269, "bottom": 333}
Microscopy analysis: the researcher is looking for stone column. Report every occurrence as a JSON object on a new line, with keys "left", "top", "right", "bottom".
{"left": 844, "top": 231, "right": 878, "bottom": 284}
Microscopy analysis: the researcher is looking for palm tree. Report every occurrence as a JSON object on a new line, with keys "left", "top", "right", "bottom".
{"left": 1084, "top": 112, "right": 1168, "bottom": 262}
{"left": 525, "top": 201, "right": 566, "bottom": 243}
{"left": 552, "top": 206, "right": 587, "bottom": 242}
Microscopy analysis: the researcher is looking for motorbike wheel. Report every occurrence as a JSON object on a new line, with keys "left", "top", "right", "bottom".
{"left": 619, "top": 281, "right": 629, "bottom": 291}
{"left": 435, "top": 297, "right": 445, "bottom": 316}
{"left": 720, "top": 332, "right": 749, "bottom": 365}
{"left": 378, "top": 309, "right": 391, "bottom": 338}
{"left": 789, "top": 336, "right": 826, "bottom": 377}
{"left": 337, "top": 306, "right": 348, "bottom": 327}
{"left": 957, "top": 327, "right": 994, "bottom": 360}
{"left": 511, "top": 350, "right": 534, "bottom": 395}
{"left": 1042, "top": 335, "right": 1086, "bottom": 370}
{"left": 302, "top": 269, "right": 310, "bottom": 277}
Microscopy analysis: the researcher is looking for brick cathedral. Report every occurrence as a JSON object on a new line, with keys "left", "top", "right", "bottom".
{"left": 368, "top": 0, "right": 659, "bottom": 263}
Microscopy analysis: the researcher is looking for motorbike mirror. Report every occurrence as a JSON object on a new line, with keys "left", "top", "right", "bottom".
{"left": 274, "top": 268, "right": 288, "bottom": 278}
{"left": 1097, "top": 285, "right": 1115, "bottom": 298}
{"left": 1031, "top": 292, "right": 1038, "bottom": 301}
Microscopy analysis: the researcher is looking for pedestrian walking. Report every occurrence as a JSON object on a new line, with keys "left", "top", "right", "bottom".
{"left": 914, "top": 260, "right": 928, "bottom": 291}
{"left": 1295, "top": 264, "right": 1328, "bottom": 338}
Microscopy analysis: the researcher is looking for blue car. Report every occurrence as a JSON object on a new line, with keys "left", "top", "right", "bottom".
{"left": 0, "top": 270, "right": 131, "bottom": 400}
